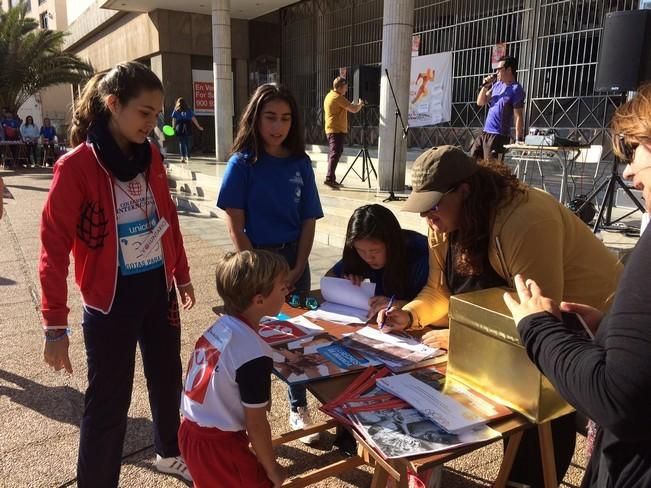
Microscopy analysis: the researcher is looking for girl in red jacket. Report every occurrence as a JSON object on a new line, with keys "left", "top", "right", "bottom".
{"left": 39, "top": 62, "right": 195, "bottom": 487}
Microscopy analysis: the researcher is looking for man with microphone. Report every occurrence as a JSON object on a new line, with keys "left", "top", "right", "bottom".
{"left": 470, "top": 56, "right": 525, "bottom": 161}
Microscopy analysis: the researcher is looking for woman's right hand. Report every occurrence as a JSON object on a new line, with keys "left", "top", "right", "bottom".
{"left": 343, "top": 274, "right": 364, "bottom": 286}
{"left": 559, "top": 301, "right": 603, "bottom": 335}
{"left": 378, "top": 307, "right": 411, "bottom": 332}
{"left": 43, "top": 336, "right": 73, "bottom": 374}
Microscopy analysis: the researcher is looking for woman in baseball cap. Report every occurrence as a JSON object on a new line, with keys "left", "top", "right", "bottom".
{"left": 381, "top": 145, "right": 622, "bottom": 487}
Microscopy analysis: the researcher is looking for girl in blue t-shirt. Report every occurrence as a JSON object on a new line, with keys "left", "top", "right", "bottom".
{"left": 327, "top": 204, "right": 429, "bottom": 321}
{"left": 217, "top": 83, "right": 324, "bottom": 444}
{"left": 171, "top": 97, "right": 203, "bottom": 163}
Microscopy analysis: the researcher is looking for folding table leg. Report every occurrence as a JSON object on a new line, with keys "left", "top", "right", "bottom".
{"left": 494, "top": 430, "right": 523, "bottom": 488}
{"left": 538, "top": 422, "right": 558, "bottom": 488}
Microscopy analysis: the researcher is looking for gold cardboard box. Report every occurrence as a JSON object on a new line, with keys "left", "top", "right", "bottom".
{"left": 446, "top": 287, "right": 574, "bottom": 424}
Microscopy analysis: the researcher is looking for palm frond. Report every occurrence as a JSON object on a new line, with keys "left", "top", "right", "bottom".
{"left": 0, "top": 4, "right": 94, "bottom": 112}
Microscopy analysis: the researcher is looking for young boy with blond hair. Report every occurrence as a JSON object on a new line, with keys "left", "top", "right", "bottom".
{"left": 179, "top": 250, "right": 289, "bottom": 488}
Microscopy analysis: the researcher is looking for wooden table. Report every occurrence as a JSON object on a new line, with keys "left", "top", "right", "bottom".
{"left": 271, "top": 303, "right": 558, "bottom": 488}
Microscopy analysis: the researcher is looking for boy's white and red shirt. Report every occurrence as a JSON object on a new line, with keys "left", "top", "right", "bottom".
{"left": 181, "top": 315, "right": 273, "bottom": 431}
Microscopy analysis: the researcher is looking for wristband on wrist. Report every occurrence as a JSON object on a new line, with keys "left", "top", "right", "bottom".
{"left": 406, "top": 311, "right": 414, "bottom": 328}
{"left": 44, "top": 328, "right": 70, "bottom": 343}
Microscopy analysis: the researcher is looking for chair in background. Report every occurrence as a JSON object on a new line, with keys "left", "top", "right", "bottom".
{"left": 574, "top": 144, "right": 604, "bottom": 180}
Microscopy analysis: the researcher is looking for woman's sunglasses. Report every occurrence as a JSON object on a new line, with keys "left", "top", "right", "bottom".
{"left": 428, "top": 187, "right": 457, "bottom": 212}
{"left": 616, "top": 134, "right": 639, "bottom": 162}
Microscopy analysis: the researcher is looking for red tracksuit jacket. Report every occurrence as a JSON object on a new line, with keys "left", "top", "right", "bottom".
{"left": 39, "top": 142, "right": 191, "bottom": 328}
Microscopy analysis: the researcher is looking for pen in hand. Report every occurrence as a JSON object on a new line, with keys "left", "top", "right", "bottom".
{"left": 379, "top": 295, "right": 395, "bottom": 330}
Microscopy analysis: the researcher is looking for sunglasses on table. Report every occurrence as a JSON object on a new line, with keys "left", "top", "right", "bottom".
{"left": 287, "top": 293, "right": 319, "bottom": 310}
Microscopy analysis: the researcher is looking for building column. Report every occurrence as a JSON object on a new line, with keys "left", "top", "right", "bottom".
{"left": 377, "top": 0, "right": 414, "bottom": 193}
{"left": 212, "top": 0, "right": 233, "bottom": 163}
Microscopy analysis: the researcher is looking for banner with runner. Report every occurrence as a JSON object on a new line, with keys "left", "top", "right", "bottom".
{"left": 408, "top": 52, "right": 453, "bottom": 127}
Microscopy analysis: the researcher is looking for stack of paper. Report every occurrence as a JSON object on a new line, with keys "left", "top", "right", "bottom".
{"left": 271, "top": 335, "right": 381, "bottom": 385}
{"left": 320, "top": 368, "right": 502, "bottom": 459}
{"left": 341, "top": 326, "right": 445, "bottom": 372}
{"left": 376, "top": 368, "right": 511, "bottom": 434}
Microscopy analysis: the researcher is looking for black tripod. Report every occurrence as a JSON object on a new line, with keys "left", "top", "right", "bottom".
{"left": 339, "top": 116, "right": 377, "bottom": 189}
{"left": 383, "top": 68, "right": 409, "bottom": 202}
{"left": 577, "top": 156, "right": 645, "bottom": 233}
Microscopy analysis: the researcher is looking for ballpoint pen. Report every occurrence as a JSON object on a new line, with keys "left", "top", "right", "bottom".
{"left": 379, "top": 295, "right": 395, "bottom": 330}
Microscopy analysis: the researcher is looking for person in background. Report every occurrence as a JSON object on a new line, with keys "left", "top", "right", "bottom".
{"left": 322, "top": 77, "right": 364, "bottom": 188}
{"left": 40, "top": 61, "right": 195, "bottom": 487}
{"left": 171, "top": 97, "right": 203, "bottom": 163}
{"left": 504, "top": 83, "right": 651, "bottom": 488}
{"left": 217, "top": 83, "right": 324, "bottom": 444}
{"left": 20, "top": 115, "right": 40, "bottom": 165}
{"left": 2, "top": 109, "right": 21, "bottom": 166}
{"left": 471, "top": 56, "right": 525, "bottom": 161}
{"left": 40, "top": 118, "right": 58, "bottom": 166}
{"left": 380, "top": 145, "right": 622, "bottom": 488}
{"left": 326, "top": 204, "right": 429, "bottom": 319}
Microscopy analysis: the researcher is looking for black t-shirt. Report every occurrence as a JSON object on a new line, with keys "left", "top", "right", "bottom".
{"left": 518, "top": 229, "right": 651, "bottom": 488}
{"left": 444, "top": 233, "right": 507, "bottom": 294}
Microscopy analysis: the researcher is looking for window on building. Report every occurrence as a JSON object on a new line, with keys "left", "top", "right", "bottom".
{"left": 39, "top": 11, "right": 48, "bottom": 30}
{"left": 38, "top": 0, "right": 47, "bottom": 4}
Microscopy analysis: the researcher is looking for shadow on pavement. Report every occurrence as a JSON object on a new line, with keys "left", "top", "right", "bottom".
{"left": 0, "top": 368, "right": 186, "bottom": 482}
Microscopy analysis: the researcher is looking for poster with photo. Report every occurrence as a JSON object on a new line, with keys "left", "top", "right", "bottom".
{"left": 408, "top": 52, "right": 453, "bottom": 127}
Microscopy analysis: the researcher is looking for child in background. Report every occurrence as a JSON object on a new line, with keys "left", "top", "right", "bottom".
{"left": 217, "top": 83, "right": 324, "bottom": 442}
{"left": 180, "top": 250, "right": 289, "bottom": 488}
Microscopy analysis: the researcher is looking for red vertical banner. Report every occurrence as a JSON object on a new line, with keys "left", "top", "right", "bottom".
{"left": 191, "top": 69, "right": 215, "bottom": 115}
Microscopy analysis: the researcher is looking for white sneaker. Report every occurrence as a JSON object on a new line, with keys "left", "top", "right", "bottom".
{"left": 154, "top": 454, "right": 193, "bottom": 482}
{"left": 289, "top": 406, "right": 320, "bottom": 444}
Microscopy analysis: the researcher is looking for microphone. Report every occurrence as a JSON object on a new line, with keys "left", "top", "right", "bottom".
{"left": 480, "top": 74, "right": 497, "bottom": 89}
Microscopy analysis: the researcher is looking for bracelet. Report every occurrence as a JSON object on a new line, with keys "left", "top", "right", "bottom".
{"left": 406, "top": 311, "right": 414, "bottom": 329}
{"left": 44, "top": 328, "right": 70, "bottom": 343}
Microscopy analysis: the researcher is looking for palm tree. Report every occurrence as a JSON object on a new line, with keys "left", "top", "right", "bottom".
{"left": 0, "top": 3, "right": 93, "bottom": 114}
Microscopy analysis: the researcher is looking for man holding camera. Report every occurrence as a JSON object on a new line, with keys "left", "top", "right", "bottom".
{"left": 323, "top": 77, "right": 365, "bottom": 188}
{"left": 470, "top": 56, "right": 525, "bottom": 161}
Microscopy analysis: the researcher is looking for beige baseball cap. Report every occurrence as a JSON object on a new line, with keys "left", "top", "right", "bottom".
{"left": 402, "top": 146, "right": 479, "bottom": 213}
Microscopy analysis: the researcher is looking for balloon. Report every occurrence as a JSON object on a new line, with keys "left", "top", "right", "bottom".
{"left": 162, "top": 125, "right": 175, "bottom": 136}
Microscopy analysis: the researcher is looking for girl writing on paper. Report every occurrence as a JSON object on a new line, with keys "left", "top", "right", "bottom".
{"left": 326, "top": 204, "right": 429, "bottom": 320}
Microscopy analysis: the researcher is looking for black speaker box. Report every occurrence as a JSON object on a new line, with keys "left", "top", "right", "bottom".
{"left": 595, "top": 9, "right": 651, "bottom": 92}
{"left": 352, "top": 65, "right": 381, "bottom": 105}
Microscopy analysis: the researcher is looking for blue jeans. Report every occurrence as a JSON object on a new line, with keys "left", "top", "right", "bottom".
{"left": 254, "top": 240, "right": 310, "bottom": 410}
{"left": 178, "top": 135, "right": 191, "bottom": 158}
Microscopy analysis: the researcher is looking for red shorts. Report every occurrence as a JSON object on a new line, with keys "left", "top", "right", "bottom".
{"left": 179, "top": 419, "right": 272, "bottom": 488}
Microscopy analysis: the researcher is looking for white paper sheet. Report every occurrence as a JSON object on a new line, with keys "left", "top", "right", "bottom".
{"left": 354, "top": 326, "right": 437, "bottom": 356}
{"left": 303, "top": 307, "right": 367, "bottom": 324}
{"left": 320, "top": 276, "right": 376, "bottom": 311}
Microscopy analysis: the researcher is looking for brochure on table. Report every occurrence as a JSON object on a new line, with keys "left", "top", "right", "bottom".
{"left": 341, "top": 326, "right": 445, "bottom": 372}
{"left": 303, "top": 277, "right": 376, "bottom": 324}
{"left": 258, "top": 315, "right": 324, "bottom": 346}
